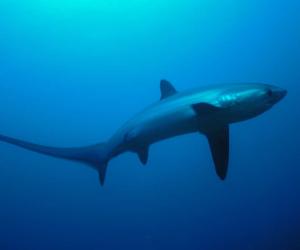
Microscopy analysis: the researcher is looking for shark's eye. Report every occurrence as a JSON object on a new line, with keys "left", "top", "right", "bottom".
{"left": 267, "top": 89, "right": 273, "bottom": 97}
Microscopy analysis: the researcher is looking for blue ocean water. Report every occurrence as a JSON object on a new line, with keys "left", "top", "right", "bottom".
{"left": 0, "top": 0, "right": 299, "bottom": 249}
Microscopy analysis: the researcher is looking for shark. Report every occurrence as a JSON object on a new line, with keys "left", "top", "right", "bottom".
{"left": 0, "top": 80, "right": 287, "bottom": 186}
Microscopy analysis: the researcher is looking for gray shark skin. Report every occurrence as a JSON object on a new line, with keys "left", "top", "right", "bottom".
{"left": 0, "top": 80, "right": 287, "bottom": 186}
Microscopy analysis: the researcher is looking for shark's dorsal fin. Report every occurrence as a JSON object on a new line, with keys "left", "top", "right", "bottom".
{"left": 160, "top": 80, "right": 178, "bottom": 100}
{"left": 136, "top": 145, "right": 149, "bottom": 165}
{"left": 205, "top": 126, "right": 230, "bottom": 180}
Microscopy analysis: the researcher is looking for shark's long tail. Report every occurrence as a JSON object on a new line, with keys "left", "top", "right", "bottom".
{"left": 0, "top": 134, "right": 110, "bottom": 186}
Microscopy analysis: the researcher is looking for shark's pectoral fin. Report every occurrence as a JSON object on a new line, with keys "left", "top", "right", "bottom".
{"left": 160, "top": 80, "right": 178, "bottom": 100}
{"left": 205, "top": 126, "right": 230, "bottom": 180}
{"left": 193, "top": 102, "right": 229, "bottom": 179}
{"left": 136, "top": 146, "right": 149, "bottom": 165}
{"left": 192, "top": 103, "right": 223, "bottom": 116}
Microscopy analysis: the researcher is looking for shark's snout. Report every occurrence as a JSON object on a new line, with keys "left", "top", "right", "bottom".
{"left": 270, "top": 86, "right": 287, "bottom": 103}
{"left": 280, "top": 89, "right": 288, "bottom": 99}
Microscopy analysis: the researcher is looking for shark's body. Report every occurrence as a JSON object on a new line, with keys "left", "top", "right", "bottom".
{"left": 0, "top": 80, "right": 287, "bottom": 185}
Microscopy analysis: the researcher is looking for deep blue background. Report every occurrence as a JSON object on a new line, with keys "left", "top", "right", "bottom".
{"left": 0, "top": 0, "right": 299, "bottom": 249}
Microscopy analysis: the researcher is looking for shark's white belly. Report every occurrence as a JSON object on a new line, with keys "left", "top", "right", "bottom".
{"left": 107, "top": 105, "right": 200, "bottom": 157}
{"left": 134, "top": 106, "right": 199, "bottom": 144}
{"left": 107, "top": 92, "right": 218, "bottom": 156}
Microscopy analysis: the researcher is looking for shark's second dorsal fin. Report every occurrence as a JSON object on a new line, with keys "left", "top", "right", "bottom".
{"left": 160, "top": 80, "right": 178, "bottom": 100}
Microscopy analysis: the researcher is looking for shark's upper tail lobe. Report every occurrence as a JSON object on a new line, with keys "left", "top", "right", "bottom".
{"left": 0, "top": 134, "right": 110, "bottom": 185}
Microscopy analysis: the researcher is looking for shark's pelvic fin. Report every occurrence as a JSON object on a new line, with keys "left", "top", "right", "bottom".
{"left": 0, "top": 133, "right": 110, "bottom": 186}
{"left": 98, "top": 162, "right": 108, "bottom": 186}
{"left": 136, "top": 145, "right": 149, "bottom": 165}
{"left": 205, "top": 126, "right": 230, "bottom": 180}
{"left": 160, "top": 80, "right": 178, "bottom": 100}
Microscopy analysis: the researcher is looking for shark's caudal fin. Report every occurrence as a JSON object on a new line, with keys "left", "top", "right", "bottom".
{"left": 0, "top": 134, "right": 110, "bottom": 186}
